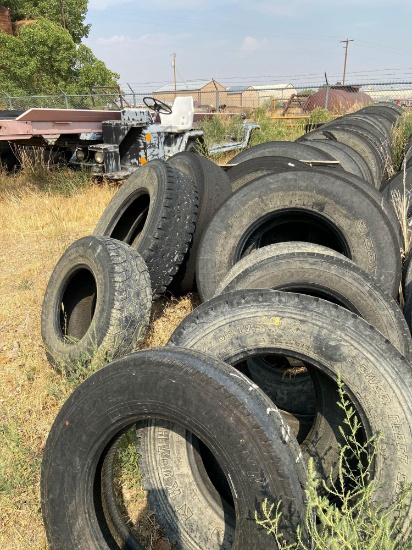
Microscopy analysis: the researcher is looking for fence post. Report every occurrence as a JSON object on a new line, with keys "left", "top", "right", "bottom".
{"left": 127, "top": 83, "right": 136, "bottom": 107}
{"left": 211, "top": 79, "right": 220, "bottom": 112}
{"left": 58, "top": 88, "right": 69, "bottom": 109}
{"left": 3, "top": 92, "right": 13, "bottom": 109}
{"left": 324, "top": 85, "right": 330, "bottom": 110}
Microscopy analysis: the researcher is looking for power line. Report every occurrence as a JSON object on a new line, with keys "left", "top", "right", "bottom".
{"left": 120, "top": 65, "right": 412, "bottom": 90}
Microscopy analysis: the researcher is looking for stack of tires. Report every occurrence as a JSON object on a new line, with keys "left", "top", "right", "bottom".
{"left": 383, "top": 130, "right": 412, "bottom": 335}
{"left": 40, "top": 104, "right": 412, "bottom": 549}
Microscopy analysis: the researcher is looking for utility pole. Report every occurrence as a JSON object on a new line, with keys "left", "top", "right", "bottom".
{"left": 172, "top": 53, "right": 177, "bottom": 98}
{"left": 340, "top": 38, "right": 353, "bottom": 85}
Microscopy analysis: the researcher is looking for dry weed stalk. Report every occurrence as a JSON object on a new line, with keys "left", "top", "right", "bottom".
{"left": 11, "top": 145, "right": 53, "bottom": 172}
{"left": 391, "top": 160, "right": 412, "bottom": 258}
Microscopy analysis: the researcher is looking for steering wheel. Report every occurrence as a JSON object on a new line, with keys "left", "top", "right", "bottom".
{"left": 143, "top": 96, "right": 172, "bottom": 114}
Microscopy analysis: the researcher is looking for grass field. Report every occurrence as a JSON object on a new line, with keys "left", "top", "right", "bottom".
{"left": 0, "top": 171, "right": 199, "bottom": 549}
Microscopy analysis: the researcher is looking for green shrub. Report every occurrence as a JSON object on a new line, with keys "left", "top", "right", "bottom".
{"left": 191, "top": 108, "right": 311, "bottom": 161}
{"left": 308, "top": 107, "right": 335, "bottom": 124}
{"left": 255, "top": 379, "right": 412, "bottom": 549}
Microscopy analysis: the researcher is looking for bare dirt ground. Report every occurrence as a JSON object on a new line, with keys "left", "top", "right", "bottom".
{"left": 0, "top": 178, "right": 196, "bottom": 549}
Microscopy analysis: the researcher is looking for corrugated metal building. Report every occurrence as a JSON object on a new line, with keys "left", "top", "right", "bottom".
{"left": 153, "top": 80, "right": 228, "bottom": 109}
{"left": 252, "top": 83, "right": 297, "bottom": 106}
{"left": 362, "top": 86, "right": 412, "bottom": 103}
{"left": 226, "top": 86, "right": 260, "bottom": 109}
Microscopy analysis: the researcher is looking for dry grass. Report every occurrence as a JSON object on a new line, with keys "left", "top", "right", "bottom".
{"left": 0, "top": 171, "right": 197, "bottom": 549}
{"left": 391, "top": 164, "right": 412, "bottom": 259}
{"left": 389, "top": 111, "right": 412, "bottom": 260}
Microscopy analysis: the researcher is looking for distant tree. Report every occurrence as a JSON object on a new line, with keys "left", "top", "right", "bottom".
{"left": 0, "top": 19, "right": 118, "bottom": 96}
{"left": 1, "top": 0, "right": 90, "bottom": 44}
{"left": 67, "top": 44, "right": 119, "bottom": 94}
{"left": 298, "top": 89, "right": 315, "bottom": 96}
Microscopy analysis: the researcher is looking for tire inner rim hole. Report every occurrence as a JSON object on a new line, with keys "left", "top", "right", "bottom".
{"left": 101, "top": 427, "right": 150, "bottom": 549}
{"left": 237, "top": 352, "right": 369, "bottom": 502}
{"left": 194, "top": 349, "right": 369, "bottom": 513}
{"left": 194, "top": 352, "right": 317, "bottom": 515}
{"left": 193, "top": 436, "right": 235, "bottom": 513}
{"left": 240, "top": 211, "right": 350, "bottom": 258}
{"left": 239, "top": 353, "right": 316, "bottom": 443}
{"left": 60, "top": 268, "right": 97, "bottom": 342}
{"left": 101, "top": 425, "right": 236, "bottom": 548}
{"left": 110, "top": 194, "right": 150, "bottom": 246}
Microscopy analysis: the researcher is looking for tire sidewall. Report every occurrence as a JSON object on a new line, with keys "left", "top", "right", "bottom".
{"left": 196, "top": 171, "right": 401, "bottom": 300}
{"left": 41, "top": 237, "right": 115, "bottom": 364}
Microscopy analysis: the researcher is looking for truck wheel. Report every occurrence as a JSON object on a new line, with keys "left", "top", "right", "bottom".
{"left": 196, "top": 170, "right": 401, "bottom": 301}
{"left": 228, "top": 140, "right": 335, "bottom": 165}
{"left": 298, "top": 138, "right": 372, "bottom": 182}
{"left": 226, "top": 155, "right": 309, "bottom": 192}
{"left": 167, "top": 153, "right": 232, "bottom": 295}
{"left": 302, "top": 127, "right": 385, "bottom": 188}
{"left": 41, "top": 347, "right": 308, "bottom": 550}
{"left": 216, "top": 242, "right": 412, "bottom": 359}
{"left": 94, "top": 159, "right": 198, "bottom": 296}
{"left": 135, "top": 290, "right": 412, "bottom": 544}
{"left": 41, "top": 236, "right": 152, "bottom": 373}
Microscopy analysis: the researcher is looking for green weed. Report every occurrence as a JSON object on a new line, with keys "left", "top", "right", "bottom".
{"left": 0, "top": 421, "right": 41, "bottom": 497}
{"left": 52, "top": 339, "right": 115, "bottom": 388}
{"left": 308, "top": 107, "right": 335, "bottom": 124}
{"left": 391, "top": 111, "right": 412, "bottom": 173}
{"left": 255, "top": 378, "right": 412, "bottom": 549}
{"left": 199, "top": 115, "right": 227, "bottom": 147}
{"left": 113, "top": 428, "right": 142, "bottom": 492}
{"left": 199, "top": 108, "right": 308, "bottom": 163}
{"left": 249, "top": 108, "right": 306, "bottom": 145}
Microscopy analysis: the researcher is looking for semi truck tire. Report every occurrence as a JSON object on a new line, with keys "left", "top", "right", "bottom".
{"left": 41, "top": 236, "right": 152, "bottom": 373}
{"left": 301, "top": 126, "right": 385, "bottom": 188}
{"left": 41, "top": 347, "right": 307, "bottom": 550}
{"left": 298, "top": 138, "right": 373, "bottom": 182}
{"left": 167, "top": 153, "right": 231, "bottom": 295}
{"left": 226, "top": 155, "right": 310, "bottom": 192}
{"left": 216, "top": 242, "right": 412, "bottom": 359}
{"left": 94, "top": 159, "right": 198, "bottom": 296}
{"left": 227, "top": 160, "right": 401, "bottom": 245}
{"left": 228, "top": 140, "right": 336, "bottom": 165}
{"left": 134, "top": 290, "right": 412, "bottom": 546}
{"left": 196, "top": 170, "right": 401, "bottom": 301}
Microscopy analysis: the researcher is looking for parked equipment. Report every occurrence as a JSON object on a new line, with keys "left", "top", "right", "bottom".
{"left": 0, "top": 96, "right": 259, "bottom": 179}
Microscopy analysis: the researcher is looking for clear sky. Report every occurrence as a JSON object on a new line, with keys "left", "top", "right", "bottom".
{"left": 83, "top": 0, "right": 412, "bottom": 92}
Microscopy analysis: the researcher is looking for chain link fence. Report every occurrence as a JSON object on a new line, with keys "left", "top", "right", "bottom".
{"left": 2, "top": 82, "right": 412, "bottom": 113}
